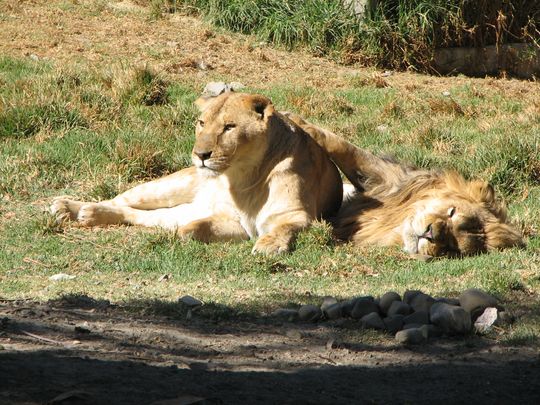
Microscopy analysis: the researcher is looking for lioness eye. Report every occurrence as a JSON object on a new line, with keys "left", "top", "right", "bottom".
{"left": 224, "top": 123, "right": 236, "bottom": 131}
{"left": 448, "top": 207, "right": 456, "bottom": 217}
{"left": 198, "top": 120, "right": 205, "bottom": 127}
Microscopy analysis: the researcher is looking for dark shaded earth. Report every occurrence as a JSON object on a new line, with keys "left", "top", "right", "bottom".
{"left": 1, "top": 297, "right": 539, "bottom": 404}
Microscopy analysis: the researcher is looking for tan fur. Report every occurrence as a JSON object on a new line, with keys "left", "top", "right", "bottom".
{"left": 50, "top": 93, "right": 342, "bottom": 255}
{"left": 285, "top": 113, "right": 525, "bottom": 258}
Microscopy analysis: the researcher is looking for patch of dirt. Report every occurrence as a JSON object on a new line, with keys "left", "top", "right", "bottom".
{"left": 1, "top": 298, "right": 539, "bottom": 404}
{"left": 1, "top": 0, "right": 538, "bottom": 99}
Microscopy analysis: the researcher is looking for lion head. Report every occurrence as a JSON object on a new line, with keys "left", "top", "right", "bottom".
{"left": 336, "top": 172, "right": 525, "bottom": 258}
{"left": 395, "top": 174, "right": 525, "bottom": 257}
{"left": 192, "top": 92, "right": 274, "bottom": 175}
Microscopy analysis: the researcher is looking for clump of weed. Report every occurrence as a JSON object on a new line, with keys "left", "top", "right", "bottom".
{"left": 286, "top": 92, "right": 355, "bottom": 119}
{"left": 108, "top": 65, "right": 169, "bottom": 106}
{"left": 0, "top": 103, "right": 88, "bottom": 138}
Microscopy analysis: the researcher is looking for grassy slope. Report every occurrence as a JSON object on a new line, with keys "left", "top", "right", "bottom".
{"left": 0, "top": 2, "right": 539, "bottom": 344}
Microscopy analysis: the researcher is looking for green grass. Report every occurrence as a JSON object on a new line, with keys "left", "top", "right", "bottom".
{"left": 0, "top": 54, "right": 539, "bottom": 343}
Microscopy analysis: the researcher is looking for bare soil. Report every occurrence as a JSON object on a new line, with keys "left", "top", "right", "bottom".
{"left": 1, "top": 298, "right": 540, "bottom": 404}
{"left": 2, "top": 1, "right": 540, "bottom": 404}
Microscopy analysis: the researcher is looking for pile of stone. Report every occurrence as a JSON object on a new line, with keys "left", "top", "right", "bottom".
{"left": 272, "top": 288, "right": 514, "bottom": 344}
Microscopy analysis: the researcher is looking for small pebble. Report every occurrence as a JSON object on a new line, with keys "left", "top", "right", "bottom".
{"left": 474, "top": 307, "right": 498, "bottom": 334}
{"left": 323, "top": 303, "right": 343, "bottom": 320}
{"left": 298, "top": 305, "right": 322, "bottom": 322}
{"left": 409, "top": 293, "right": 435, "bottom": 313}
{"left": 430, "top": 302, "right": 472, "bottom": 335}
{"left": 459, "top": 288, "right": 500, "bottom": 320}
{"left": 403, "top": 310, "right": 430, "bottom": 325}
{"left": 395, "top": 328, "right": 427, "bottom": 344}
{"left": 351, "top": 298, "right": 378, "bottom": 319}
{"left": 383, "top": 314, "right": 404, "bottom": 334}
{"left": 361, "top": 312, "right": 385, "bottom": 330}
{"left": 271, "top": 309, "right": 299, "bottom": 322}
{"left": 379, "top": 291, "right": 401, "bottom": 315}
{"left": 285, "top": 329, "right": 303, "bottom": 339}
{"left": 403, "top": 290, "right": 422, "bottom": 304}
{"left": 179, "top": 295, "right": 202, "bottom": 307}
{"left": 387, "top": 301, "right": 411, "bottom": 316}
{"left": 320, "top": 296, "right": 338, "bottom": 312}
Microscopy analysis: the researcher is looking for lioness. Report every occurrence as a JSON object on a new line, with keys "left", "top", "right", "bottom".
{"left": 51, "top": 93, "right": 343, "bottom": 255}
{"left": 285, "top": 113, "right": 525, "bottom": 258}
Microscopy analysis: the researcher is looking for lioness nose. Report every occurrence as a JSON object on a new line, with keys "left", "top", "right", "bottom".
{"left": 195, "top": 151, "right": 212, "bottom": 161}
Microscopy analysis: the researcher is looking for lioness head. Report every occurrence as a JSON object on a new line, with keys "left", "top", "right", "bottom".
{"left": 401, "top": 175, "right": 524, "bottom": 257}
{"left": 192, "top": 92, "right": 275, "bottom": 174}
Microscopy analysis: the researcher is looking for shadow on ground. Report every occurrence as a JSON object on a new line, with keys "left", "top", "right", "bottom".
{"left": 1, "top": 294, "right": 539, "bottom": 404}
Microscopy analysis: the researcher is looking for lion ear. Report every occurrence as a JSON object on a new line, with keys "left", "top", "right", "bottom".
{"left": 485, "top": 222, "right": 525, "bottom": 251}
{"left": 469, "top": 180, "right": 495, "bottom": 204}
{"left": 248, "top": 95, "right": 274, "bottom": 120}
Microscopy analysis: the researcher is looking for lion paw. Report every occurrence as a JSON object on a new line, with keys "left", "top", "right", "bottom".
{"left": 252, "top": 234, "right": 291, "bottom": 255}
{"left": 77, "top": 203, "right": 123, "bottom": 226}
{"left": 50, "top": 198, "right": 84, "bottom": 223}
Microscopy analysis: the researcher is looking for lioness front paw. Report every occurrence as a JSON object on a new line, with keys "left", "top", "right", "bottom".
{"left": 50, "top": 198, "right": 85, "bottom": 223}
{"left": 78, "top": 203, "right": 124, "bottom": 226}
{"left": 252, "top": 234, "right": 291, "bottom": 255}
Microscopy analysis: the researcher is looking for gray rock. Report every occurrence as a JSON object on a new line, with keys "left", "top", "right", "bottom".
{"left": 409, "top": 293, "right": 435, "bottom": 313}
{"left": 383, "top": 314, "right": 404, "bottom": 334}
{"left": 285, "top": 329, "right": 304, "bottom": 339}
{"left": 271, "top": 308, "right": 299, "bottom": 322}
{"left": 321, "top": 296, "right": 339, "bottom": 312}
{"left": 341, "top": 298, "right": 357, "bottom": 317}
{"left": 495, "top": 311, "right": 515, "bottom": 326}
{"left": 474, "top": 307, "right": 498, "bottom": 334}
{"left": 387, "top": 301, "right": 411, "bottom": 316}
{"left": 403, "top": 290, "right": 423, "bottom": 304}
{"left": 435, "top": 297, "right": 461, "bottom": 306}
{"left": 202, "top": 81, "right": 229, "bottom": 97}
{"left": 430, "top": 302, "right": 472, "bottom": 335}
{"left": 395, "top": 328, "right": 427, "bottom": 344}
{"left": 379, "top": 291, "right": 401, "bottom": 315}
{"left": 459, "top": 288, "right": 500, "bottom": 320}
{"left": 326, "top": 338, "right": 342, "bottom": 350}
{"left": 418, "top": 325, "right": 430, "bottom": 339}
{"left": 422, "top": 324, "right": 443, "bottom": 338}
{"left": 298, "top": 305, "right": 322, "bottom": 322}
{"left": 361, "top": 312, "right": 385, "bottom": 330}
{"left": 402, "top": 323, "right": 423, "bottom": 330}
{"left": 228, "top": 81, "right": 245, "bottom": 91}
{"left": 403, "top": 310, "right": 430, "bottom": 325}
{"left": 351, "top": 298, "right": 379, "bottom": 319}
{"left": 179, "top": 295, "right": 202, "bottom": 307}
{"left": 323, "top": 303, "right": 343, "bottom": 320}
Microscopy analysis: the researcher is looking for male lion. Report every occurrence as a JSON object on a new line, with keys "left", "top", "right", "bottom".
{"left": 51, "top": 93, "right": 343, "bottom": 255}
{"left": 285, "top": 113, "right": 525, "bottom": 258}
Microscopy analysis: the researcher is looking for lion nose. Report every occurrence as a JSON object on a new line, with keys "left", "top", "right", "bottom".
{"left": 195, "top": 151, "right": 212, "bottom": 161}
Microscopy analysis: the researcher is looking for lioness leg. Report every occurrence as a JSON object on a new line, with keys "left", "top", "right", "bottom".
{"left": 75, "top": 202, "right": 213, "bottom": 228}
{"left": 51, "top": 167, "right": 200, "bottom": 223}
{"left": 252, "top": 211, "right": 311, "bottom": 255}
{"left": 178, "top": 215, "right": 249, "bottom": 243}
{"left": 284, "top": 112, "right": 412, "bottom": 192}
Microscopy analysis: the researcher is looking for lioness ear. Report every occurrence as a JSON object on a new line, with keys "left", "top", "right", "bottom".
{"left": 194, "top": 96, "right": 213, "bottom": 111}
{"left": 485, "top": 222, "right": 525, "bottom": 250}
{"left": 249, "top": 95, "right": 274, "bottom": 120}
